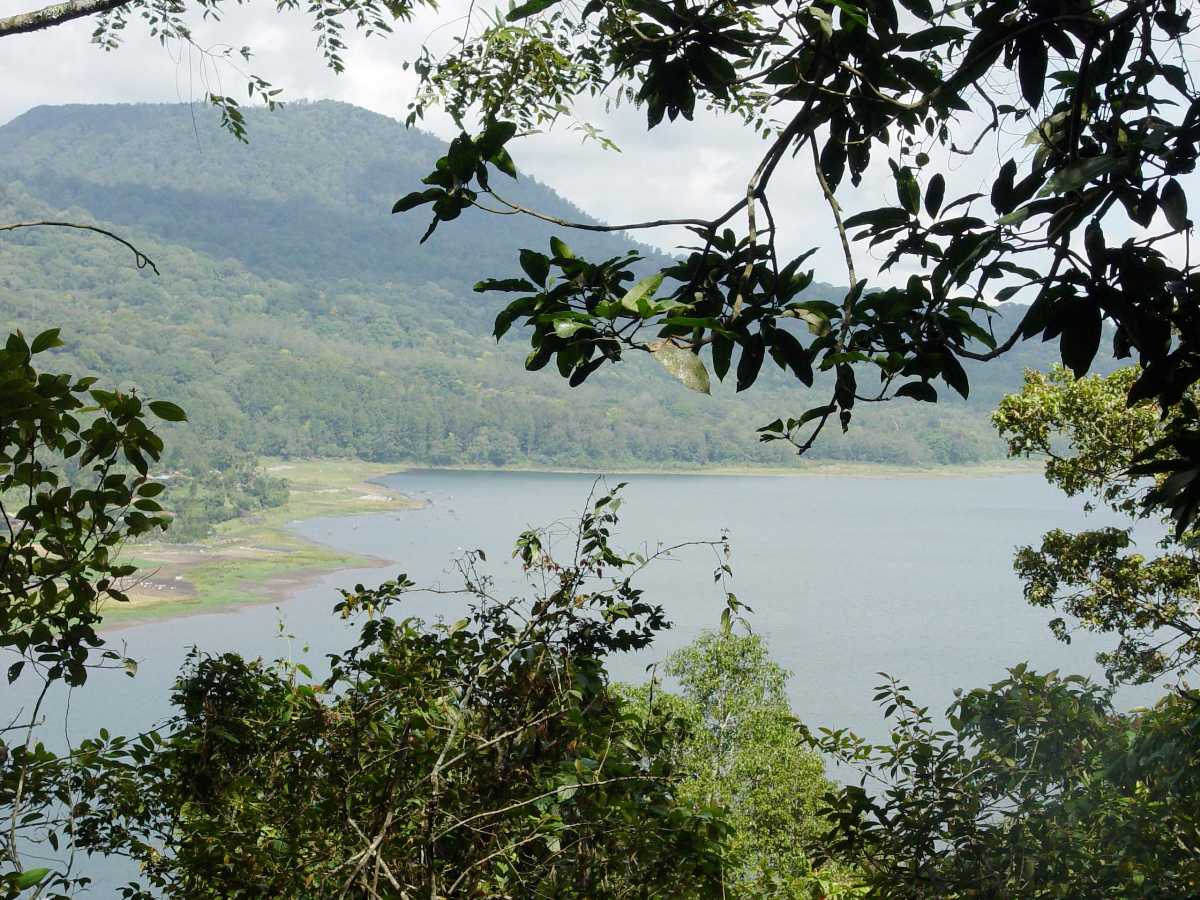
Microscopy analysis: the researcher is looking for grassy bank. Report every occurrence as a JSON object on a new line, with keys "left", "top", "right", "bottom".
{"left": 103, "top": 459, "right": 420, "bottom": 627}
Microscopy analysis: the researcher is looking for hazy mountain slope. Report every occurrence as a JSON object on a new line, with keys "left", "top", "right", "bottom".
{"left": 0, "top": 101, "right": 687, "bottom": 324}
{"left": 0, "top": 101, "right": 1103, "bottom": 470}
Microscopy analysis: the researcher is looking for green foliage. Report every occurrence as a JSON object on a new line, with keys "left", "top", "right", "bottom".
{"left": 158, "top": 453, "right": 289, "bottom": 543}
{"left": 805, "top": 363, "right": 1200, "bottom": 895}
{"left": 399, "top": 0, "right": 1200, "bottom": 532}
{"left": 996, "top": 365, "right": 1200, "bottom": 683}
{"left": 71, "top": 489, "right": 729, "bottom": 898}
{"left": 808, "top": 667, "right": 1200, "bottom": 898}
{"left": 0, "top": 332, "right": 175, "bottom": 897}
{"left": 994, "top": 366, "right": 1161, "bottom": 516}
{"left": 625, "top": 631, "right": 840, "bottom": 898}
{"left": 0, "top": 329, "right": 174, "bottom": 683}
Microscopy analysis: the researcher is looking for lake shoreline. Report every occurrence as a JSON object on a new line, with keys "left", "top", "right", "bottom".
{"left": 98, "top": 460, "right": 421, "bottom": 632}
{"left": 394, "top": 458, "right": 1042, "bottom": 480}
{"left": 100, "top": 456, "right": 1045, "bottom": 632}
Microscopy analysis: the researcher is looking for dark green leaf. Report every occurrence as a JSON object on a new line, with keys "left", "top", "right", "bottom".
{"left": 475, "top": 278, "right": 537, "bottom": 293}
{"left": 941, "top": 352, "right": 969, "bottom": 399}
{"left": 30, "top": 328, "right": 63, "bottom": 354}
{"left": 519, "top": 249, "right": 551, "bottom": 287}
{"left": 392, "top": 188, "right": 441, "bottom": 214}
{"left": 901, "top": 26, "right": 968, "bottom": 52}
{"left": 991, "top": 160, "right": 1017, "bottom": 214}
{"left": 1060, "top": 300, "right": 1102, "bottom": 377}
{"left": 488, "top": 147, "right": 518, "bottom": 179}
{"left": 712, "top": 333, "right": 733, "bottom": 381}
{"left": 844, "top": 207, "right": 910, "bottom": 230}
{"left": 896, "top": 381, "right": 938, "bottom": 402}
{"left": 895, "top": 167, "right": 920, "bottom": 216}
{"left": 148, "top": 400, "right": 187, "bottom": 422}
{"left": 924, "top": 174, "right": 945, "bottom": 218}
{"left": 507, "top": 0, "right": 560, "bottom": 20}
{"left": 1017, "top": 34, "right": 1048, "bottom": 107}
{"left": 1161, "top": 178, "right": 1189, "bottom": 230}
{"left": 897, "top": 0, "right": 934, "bottom": 21}
{"left": 736, "top": 336, "right": 765, "bottom": 392}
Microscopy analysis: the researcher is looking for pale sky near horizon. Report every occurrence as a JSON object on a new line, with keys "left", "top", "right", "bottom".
{"left": 0, "top": 0, "right": 960, "bottom": 287}
{"left": 1, "top": 1, "right": 1186, "bottom": 290}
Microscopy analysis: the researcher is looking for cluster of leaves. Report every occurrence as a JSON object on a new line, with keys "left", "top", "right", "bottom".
{"left": 995, "top": 365, "right": 1200, "bottom": 683}
{"left": 406, "top": 5, "right": 611, "bottom": 143}
{"left": 1, "top": 332, "right": 180, "bottom": 897}
{"left": 807, "top": 666, "right": 1200, "bottom": 897}
{"left": 70, "top": 488, "right": 730, "bottom": 898}
{"left": 396, "top": 0, "right": 1200, "bottom": 531}
{"left": 392, "top": 119, "right": 519, "bottom": 242}
{"left": 0, "top": 329, "right": 182, "bottom": 686}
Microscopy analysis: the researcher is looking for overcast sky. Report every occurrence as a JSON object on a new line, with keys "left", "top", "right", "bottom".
{"left": 2, "top": 2, "right": 1182, "bottom": 288}
{"left": 1, "top": 1, "right": 937, "bottom": 285}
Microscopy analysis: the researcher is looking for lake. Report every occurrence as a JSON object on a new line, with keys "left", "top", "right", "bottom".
{"left": 12, "top": 467, "right": 1163, "bottom": 738}
{"left": 2, "top": 468, "right": 1165, "bottom": 892}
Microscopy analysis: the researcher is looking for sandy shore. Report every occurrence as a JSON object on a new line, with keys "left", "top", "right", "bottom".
{"left": 100, "top": 459, "right": 420, "bottom": 629}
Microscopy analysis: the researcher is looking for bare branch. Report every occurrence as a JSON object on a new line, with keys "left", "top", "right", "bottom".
{"left": 0, "top": 0, "right": 130, "bottom": 37}
{"left": 482, "top": 188, "right": 714, "bottom": 233}
{"left": 0, "top": 221, "right": 159, "bottom": 275}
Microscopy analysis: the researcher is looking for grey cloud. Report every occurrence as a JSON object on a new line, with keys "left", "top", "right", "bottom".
{"left": 0, "top": 3, "right": 1071, "bottom": 289}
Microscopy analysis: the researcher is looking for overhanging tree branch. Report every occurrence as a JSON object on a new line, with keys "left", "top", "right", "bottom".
{"left": 0, "top": 0, "right": 130, "bottom": 38}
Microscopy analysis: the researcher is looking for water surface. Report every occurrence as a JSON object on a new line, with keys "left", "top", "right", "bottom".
{"left": 51, "top": 469, "right": 1162, "bottom": 739}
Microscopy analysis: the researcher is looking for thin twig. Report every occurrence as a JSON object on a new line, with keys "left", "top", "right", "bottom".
{"left": 0, "top": 221, "right": 159, "bottom": 275}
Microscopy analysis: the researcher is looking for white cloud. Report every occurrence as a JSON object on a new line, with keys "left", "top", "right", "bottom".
{"left": 11, "top": 3, "right": 1177, "bottom": 290}
{"left": 0, "top": 2, "right": 862, "bottom": 282}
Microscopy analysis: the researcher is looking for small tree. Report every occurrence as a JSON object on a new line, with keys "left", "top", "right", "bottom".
{"left": 626, "top": 631, "right": 839, "bottom": 898}
{"left": 994, "top": 365, "right": 1200, "bottom": 684}
{"left": 805, "top": 365, "right": 1200, "bottom": 896}
{"left": 809, "top": 667, "right": 1200, "bottom": 898}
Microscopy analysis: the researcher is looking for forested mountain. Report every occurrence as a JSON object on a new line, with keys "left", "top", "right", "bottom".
{"left": 0, "top": 101, "right": 1096, "bottom": 474}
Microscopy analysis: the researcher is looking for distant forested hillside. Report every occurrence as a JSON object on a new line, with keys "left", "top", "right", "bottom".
{"left": 0, "top": 101, "right": 1101, "bottom": 479}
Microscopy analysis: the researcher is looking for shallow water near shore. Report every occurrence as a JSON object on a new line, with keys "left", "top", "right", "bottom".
{"left": 4, "top": 468, "right": 1165, "bottom": 893}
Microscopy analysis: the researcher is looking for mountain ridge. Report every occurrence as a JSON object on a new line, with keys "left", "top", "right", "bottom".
{"left": 0, "top": 101, "right": 1098, "bottom": 479}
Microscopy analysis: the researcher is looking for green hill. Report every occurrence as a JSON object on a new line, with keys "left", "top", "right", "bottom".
{"left": 0, "top": 100, "right": 1097, "bottom": 494}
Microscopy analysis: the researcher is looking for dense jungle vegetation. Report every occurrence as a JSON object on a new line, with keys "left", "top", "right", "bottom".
{"left": 6, "top": 0, "right": 1200, "bottom": 896}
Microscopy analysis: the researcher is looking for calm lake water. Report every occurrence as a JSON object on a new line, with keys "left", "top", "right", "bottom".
{"left": 3, "top": 468, "right": 1165, "bottom": 892}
